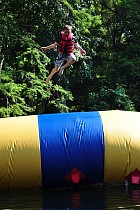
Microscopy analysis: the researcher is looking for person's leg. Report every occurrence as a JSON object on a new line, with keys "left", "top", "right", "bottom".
{"left": 46, "top": 53, "right": 65, "bottom": 83}
{"left": 58, "top": 54, "right": 76, "bottom": 76}
{"left": 46, "top": 66, "right": 60, "bottom": 84}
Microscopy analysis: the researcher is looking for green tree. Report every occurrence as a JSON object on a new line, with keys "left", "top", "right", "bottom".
{"left": 1, "top": 0, "right": 140, "bottom": 117}
{"left": 0, "top": 0, "right": 75, "bottom": 117}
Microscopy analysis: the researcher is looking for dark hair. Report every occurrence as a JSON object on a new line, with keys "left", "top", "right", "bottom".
{"left": 63, "top": 25, "right": 72, "bottom": 31}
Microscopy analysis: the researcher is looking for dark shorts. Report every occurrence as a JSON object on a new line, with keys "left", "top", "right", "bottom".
{"left": 55, "top": 53, "right": 76, "bottom": 67}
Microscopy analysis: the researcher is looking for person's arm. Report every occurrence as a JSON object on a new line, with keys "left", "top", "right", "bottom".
{"left": 41, "top": 42, "right": 58, "bottom": 52}
{"left": 75, "top": 42, "right": 86, "bottom": 56}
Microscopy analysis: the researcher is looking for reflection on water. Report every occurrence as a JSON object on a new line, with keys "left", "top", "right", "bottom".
{"left": 0, "top": 186, "right": 139, "bottom": 209}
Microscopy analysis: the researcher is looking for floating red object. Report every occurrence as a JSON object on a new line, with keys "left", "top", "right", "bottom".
{"left": 125, "top": 168, "right": 140, "bottom": 184}
{"left": 65, "top": 168, "right": 86, "bottom": 184}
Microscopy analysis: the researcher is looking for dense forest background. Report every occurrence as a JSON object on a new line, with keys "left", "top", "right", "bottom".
{"left": 1, "top": 0, "right": 140, "bottom": 117}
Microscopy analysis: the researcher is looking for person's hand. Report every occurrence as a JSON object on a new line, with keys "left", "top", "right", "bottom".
{"left": 81, "top": 49, "right": 86, "bottom": 56}
{"left": 41, "top": 47, "right": 47, "bottom": 52}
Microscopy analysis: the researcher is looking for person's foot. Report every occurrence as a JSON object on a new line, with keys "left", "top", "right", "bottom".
{"left": 46, "top": 78, "right": 49, "bottom": 84}
{"left": 58, "top": 66, "right": 64, "bottom": 76}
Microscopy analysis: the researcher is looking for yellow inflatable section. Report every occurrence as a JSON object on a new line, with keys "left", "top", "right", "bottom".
{"left": 100, "top": 110, "right": 140, "bottom": 183}
{"left": 0, "top": 115, "right": 42, "bottom": 189}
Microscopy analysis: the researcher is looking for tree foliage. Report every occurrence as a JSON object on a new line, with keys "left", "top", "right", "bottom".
{"left": 1, "top": 0, "right": 140, "bottom": 117}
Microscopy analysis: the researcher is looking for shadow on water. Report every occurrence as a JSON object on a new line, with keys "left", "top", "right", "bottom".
{"left": 0, "top": 186, "right": 139, "bottom": 209}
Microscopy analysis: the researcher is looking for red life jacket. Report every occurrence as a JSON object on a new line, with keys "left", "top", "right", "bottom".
{"left": 58, "top": 32, "right": 75, "bottom": 55}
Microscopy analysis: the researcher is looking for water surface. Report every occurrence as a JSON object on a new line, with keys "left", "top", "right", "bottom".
{"left": 0, "top": 186, "right": 140, "bottom": 209}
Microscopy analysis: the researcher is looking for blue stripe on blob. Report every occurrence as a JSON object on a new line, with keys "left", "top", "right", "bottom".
{"left": 38, "top": 112, "right": 104, "bottom": 188}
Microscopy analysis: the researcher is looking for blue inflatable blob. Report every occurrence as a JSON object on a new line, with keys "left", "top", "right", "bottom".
{"left": 38, "top": 111, "right": 104, "bottom": 188}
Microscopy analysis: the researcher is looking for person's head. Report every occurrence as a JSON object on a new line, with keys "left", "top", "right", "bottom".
{"left": 62, "top": 25, "right": 72, "bottom": 34}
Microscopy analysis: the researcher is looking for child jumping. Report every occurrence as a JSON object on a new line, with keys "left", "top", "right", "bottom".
{"left": 41, "top": 25, "right": 86, "bottom": 84}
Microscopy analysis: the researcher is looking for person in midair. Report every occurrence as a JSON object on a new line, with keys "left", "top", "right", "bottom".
{"left": 41, "top": 25, "right": 86, "bottom": 84}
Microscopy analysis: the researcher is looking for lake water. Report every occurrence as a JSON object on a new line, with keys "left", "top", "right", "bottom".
{"left": 0, "top": 186, "right": 140, "bottom": 209}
